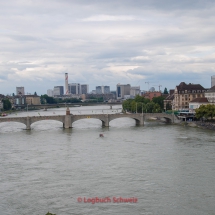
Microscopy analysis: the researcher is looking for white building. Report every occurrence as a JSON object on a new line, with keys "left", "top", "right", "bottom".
{"left": 130, "top": 86, "right": 140, "bottom": 97}
{"left": 205, "top": 85, "right": 215, "bottom": 103}
{"left": 47, "top": 89, "right": 54, "bottom": 97}
{"left": 116, "top": 84, "right": 131, "bottom": 99}
{"left": 16, "top": 87, "right": 25, "bottom": 95}
{"left": 189, "top": 98, "right": 209, "bottom": 113}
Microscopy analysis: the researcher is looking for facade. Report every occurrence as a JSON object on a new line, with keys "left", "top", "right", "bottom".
{"left": 205, "top": 85, "right": 215, "bottom": 104}
{"left": 16, "top": 87, "right": 25, "bottom": 95}
{"left": 130, "top": 86, "right": 140, "bottom": 97}
{"left": 25, "top": 95, "right": 41, "bottom": 105}
{"left": 81, "top": 84, "right": 89, "bottom": 94}
{"left": 14, "top": 96, "right": 26, "bottom": 105}
{"left": 103, "top": 86, "right": 110, "bottom": 94}
{"left": 96, "top": 86, "right": 102, "bottom": 94}
{"left": 116, "top": 84, "right": 131, "bottom": 99}
{"left": 211, "top": 75, "right": 215, "bottom": 87}
{"left": 189, "top": 98, "right": 209, "bottom": 113}
{"left": 54, "top": 86, "right": 64, "bottom": 96}
{"left": 163, "top": 90, "right": 174, "bottom": 111}
{"left": 173, "top": 82, "right": 206, "bottom": 111}
{"left": 47, "top": 89, "right": 54, "bottom": 97}
{"left": 69, "top": 83, "right": 80, "bottom": 94}
{"left": 85, "top": 93, "right": 114, "bottom": 101}
{"left": 143, "top": 91, "right": 162, "bottom": 100}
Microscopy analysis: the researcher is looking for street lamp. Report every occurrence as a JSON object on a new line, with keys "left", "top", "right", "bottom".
{"left": 136, "top": 103, "right": 137, "bottom": 114}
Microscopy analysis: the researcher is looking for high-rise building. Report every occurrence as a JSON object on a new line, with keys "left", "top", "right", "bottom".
{"left": 68, "top": 83, "right": 81, "bottom": 94}
{"left": 211, "top": 75, "right": 215, "bottom": 87}
{"left": 47, "top": 89, "right": 54, "bottom": 97}
{"left": 116, "top": 84, "right": 131, "bottom": 99}
{"left": 96, "top": 86, "right": 102, "bottom": 94}
{"left": 16, "top": 87, "right": 25, "bottom": 95}
{"left": 65, "top": 73, "right": 69, "bottom": 94}
{"left": 53, "top": 86, "right": 64, "bottom": 96}
{"left": 80, "top": 84, "right": 89, "bottom": 94}
{"left": 130, "top": 86, "right": 140, "bottom": 97}
{"left": 103, "top": 86, "right": 110, "bottom": 94}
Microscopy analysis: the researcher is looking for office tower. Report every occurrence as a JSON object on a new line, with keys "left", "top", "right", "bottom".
{"left": 80, "top": 84, "right": 89, "bottom": 94}
{"left": 130, "top": 86, "right": 140, "bottom": 96}
{"left": 47, "top": 89, "right": 54, "bottom": 97}
{"left": 53, "top": 86, "right": 64, "bottom": 96}
{"left": 116, "top": 84, "right": 131, "bottom": 99}
{"left": 68, "top": 83, "right": 81, "bottom": 94}
{"left": 96, "top": 86, "right": 102, "bottom": 94}
{"left": 211, "top": 75, "right": 215, "bottom": 87}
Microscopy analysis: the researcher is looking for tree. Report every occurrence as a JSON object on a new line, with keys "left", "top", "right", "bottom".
{"left": 3, "top": 99, "right": 12, "bottom": 110}
{"left": 152, "top": 96, "right": 164, "bottom": 110}
{"left": 163, "top": 87, "right": 168, "bottom": 94}
{"left": 195, "top": 104, "right": 215, "bottom": 120}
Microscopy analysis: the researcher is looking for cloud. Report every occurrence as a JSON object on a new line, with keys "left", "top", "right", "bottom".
{"left": 0, "top": 0, "right": 215, "bottom": 95}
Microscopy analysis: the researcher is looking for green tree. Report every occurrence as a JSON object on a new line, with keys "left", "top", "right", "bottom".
{"left": 163, "top": 87, "right": 168, "bottom": 94}
{"left": 40, "top": 95, "right": 57, "bottom": 104}
{"left": 146, "top": 102, "right": 155, "bottom": 113}
{"left": 152, "top": 96, "right": 164, "bottom": 110}
{"left": 195, "top": 104, "right": 215, "bottom": 120}
{"left": 3, "top": 99, "right": 12, "bottom": 110}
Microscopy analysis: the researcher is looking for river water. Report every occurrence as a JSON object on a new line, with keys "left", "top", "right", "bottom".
{"left": 0, "top": 105, "right": 215, "bottom": 215}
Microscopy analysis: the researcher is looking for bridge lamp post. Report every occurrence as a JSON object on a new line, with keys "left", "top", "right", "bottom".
{"left": 136, "top": 103, "right": 137, "bottom": 114}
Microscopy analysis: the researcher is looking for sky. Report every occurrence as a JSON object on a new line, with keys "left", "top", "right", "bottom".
{"left": 0, "top": 0, "right": 215, "bottom": 95}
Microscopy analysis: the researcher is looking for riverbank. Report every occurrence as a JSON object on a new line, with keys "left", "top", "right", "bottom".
{"left": 180, "top": 121, "right": 215, "bottom": 131}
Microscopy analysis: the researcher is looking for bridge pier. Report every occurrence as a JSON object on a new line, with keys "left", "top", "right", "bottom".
{"left": 135, "top": 115, "right": 144, "bottom": 126}
{"left": 26, "top": 116, "right": 31, "bottom": 130}
{"left": 102, "top": 115, "right": 109, "bottom": 127}
{"left": 64, "top": 108, "right": 72, "bottom": 128}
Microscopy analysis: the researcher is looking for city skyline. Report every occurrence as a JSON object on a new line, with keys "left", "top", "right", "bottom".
{"left": 0, "top": 0, "right": 215, "bottom": 95}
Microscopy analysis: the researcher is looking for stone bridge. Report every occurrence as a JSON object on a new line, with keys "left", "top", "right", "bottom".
{"left": 0, "top": 109, "right": 177, "bottom": 130}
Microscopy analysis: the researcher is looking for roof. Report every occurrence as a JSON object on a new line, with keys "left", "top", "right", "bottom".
{"left": 208, "top": 85, "right": 215, "bottom": 92}
{"left": 190, "top": 97, "right": 208, "bottom": 103}
{"left": 164, "top": 94, "right": 174, "bottom": 101}
{"left": 176, "top": 82, "right": 205, "bottom": 91}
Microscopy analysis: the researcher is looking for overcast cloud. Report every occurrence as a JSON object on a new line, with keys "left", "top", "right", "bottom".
{"left": 0, "top": 0, "right": 215, "bottom": 94}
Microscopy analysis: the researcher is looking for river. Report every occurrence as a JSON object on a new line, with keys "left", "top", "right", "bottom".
{"left": 0, "top": 105, "right": 215, "bottom": 215}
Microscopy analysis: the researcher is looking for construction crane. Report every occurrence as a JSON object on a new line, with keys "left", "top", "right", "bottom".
{"left": 153, "top": 85, "right": 162, "bottom": 92}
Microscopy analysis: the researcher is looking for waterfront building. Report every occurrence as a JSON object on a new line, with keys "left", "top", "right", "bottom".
{"left": 173, "top": 82, "right": 206, "bottom": 111}
{"left": 189, "top": 98, "right": 209, "bottom": 113}
{"left": 25, "top": 95, "right": 41, "bottom": 105}
{"left": 163, "top": 89, "right": 174, "bottom": 111}
{"left": 205, "top": 85, "right": 215, "bottom": 104}
{"left": 53, "top": 86, "right": 64, "bottom": 96}
{"left": 16, "top": 87, "right": 25, "bottom": 95}
{"left": 116, "top": 84, "right": 131, "bottom": 99}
